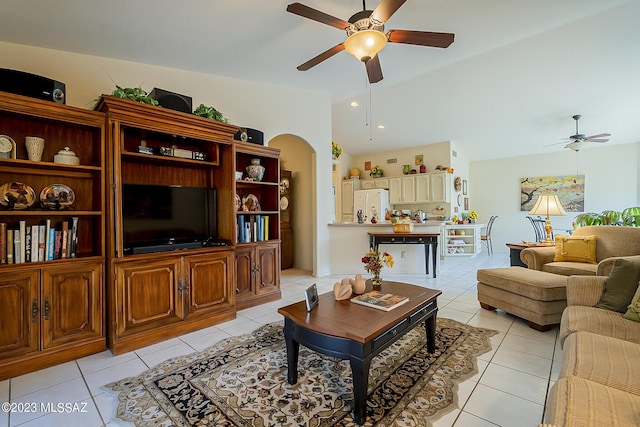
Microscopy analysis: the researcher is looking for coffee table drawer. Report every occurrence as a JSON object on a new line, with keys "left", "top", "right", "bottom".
{"left": 372, "top": 318, "right": 409, "bottom": 351}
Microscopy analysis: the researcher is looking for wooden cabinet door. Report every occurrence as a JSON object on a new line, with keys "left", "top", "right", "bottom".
{"left": 429, "top": 172, "right": 450, "bottom": 202}
{"left": 280, "top": 227, "right": 293, "bottom": 269}
{"left": 388, "top": 177, "right": 402, "bottom": 204}
{"left": 401, "top": 176, "right": 416, "bottom": 203}
{"left": 234, "top": 246, "right": 255, "bottom": 298}
{"left": 184, "top": 251, "right": 234, "bottom": 318}
{"left": 41, "top": 263, "right": 103, "bottom": 349}
{"left": 115, "top": 258, "right": 183, "bottom": 337}
{"left": 341, "top": 181, "right": 355, "bottom": 215}
{"left": 415, "top": 174, "right": 430, "bottom": 203}
{"left": 256, "top": 242, "right": 279, "bottom": 295}
{"left": 0, "top": 271, "right": 39, "bottom": 359}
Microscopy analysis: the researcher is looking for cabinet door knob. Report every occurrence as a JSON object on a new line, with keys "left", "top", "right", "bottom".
{"left": 31, "top": 299, "right": 38, "bottom": 322}
{"left": 43, "top": 297, "right": 50, "bottom": 321}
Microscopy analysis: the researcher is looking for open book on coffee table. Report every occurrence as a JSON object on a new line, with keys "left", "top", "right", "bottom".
{"left": 351, "top": 290, "right": 409, "bottom": 312}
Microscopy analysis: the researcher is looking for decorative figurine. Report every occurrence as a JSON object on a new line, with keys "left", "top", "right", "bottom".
{"left": 357, "top": 209, "right": 364, "bottom": 224}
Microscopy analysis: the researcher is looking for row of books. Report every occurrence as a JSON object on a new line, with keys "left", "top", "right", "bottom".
{"left": 0, "top": 218, "right": 79, "bottom": 264}
{"left": 237, "top": 214, "right": 269, "bottom": 243}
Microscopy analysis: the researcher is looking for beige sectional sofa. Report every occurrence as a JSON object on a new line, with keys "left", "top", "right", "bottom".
{"left": 542, "top": 270, "right": 640, "bottom": 426}
{"left": 521, "top": 225, "right": 640, "bottom": 277}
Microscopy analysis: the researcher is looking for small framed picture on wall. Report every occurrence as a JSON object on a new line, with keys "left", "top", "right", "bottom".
{"left": 463, "top": 180, "right": 468, "bottom": 195}
{"left": 464, "top": 197, "right": 469, "bottom": 210}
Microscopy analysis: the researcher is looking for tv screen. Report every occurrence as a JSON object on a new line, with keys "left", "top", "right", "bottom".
{"left": 122, "top": 184, "right": 216, "bottom": 251}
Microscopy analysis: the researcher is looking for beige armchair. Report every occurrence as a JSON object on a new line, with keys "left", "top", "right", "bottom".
{"left": 521, "top": 225, "right": 640, "bottom": 277}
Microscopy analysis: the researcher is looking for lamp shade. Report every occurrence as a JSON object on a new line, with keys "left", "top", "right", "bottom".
{"left": 529, "top": 194, "right": 567, "bottom": 217}
{"left": 344, "top": 30, "right": 387, "bottom": 62}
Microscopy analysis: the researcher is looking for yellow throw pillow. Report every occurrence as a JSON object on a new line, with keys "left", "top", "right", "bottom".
{"left": 553, "top": 234, "right": 597, "bottom": 264}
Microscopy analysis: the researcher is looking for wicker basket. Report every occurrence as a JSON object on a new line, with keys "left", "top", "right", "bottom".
{"left": 393, "top": 223, "right": 414, "bottom": 233}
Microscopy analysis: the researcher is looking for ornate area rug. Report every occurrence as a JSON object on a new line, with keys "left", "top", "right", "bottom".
{"left": 103, "top": 318, "right": 497, "bottom": 426}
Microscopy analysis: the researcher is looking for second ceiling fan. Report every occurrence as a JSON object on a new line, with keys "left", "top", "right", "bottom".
{"left": 286, "top": 0, "right": 455, "bottom": 83}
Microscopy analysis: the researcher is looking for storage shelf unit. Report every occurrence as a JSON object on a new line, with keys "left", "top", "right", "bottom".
{"left": 0, "top": 91, "right": 106, "bottom": 380}
{"left": 96, "top": 95, "right": 239, "bottom": 354}
{"left": 442, "top": 223, "right": 485, "bottom": 257}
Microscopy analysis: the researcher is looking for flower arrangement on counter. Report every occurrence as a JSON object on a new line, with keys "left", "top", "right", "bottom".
{"left": 332, "top": 141, "right": 343, "bottom": 159}
{"left": 362, "top": 248, "right": 394, "bottom": 275}
{"left": 370, "top": 165, "right": 384, "bottom": 177}
{"left": 468, "top": 210, "right": 478, "bottom": 220}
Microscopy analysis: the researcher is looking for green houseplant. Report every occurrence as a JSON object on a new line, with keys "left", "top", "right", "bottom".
{"left": 574, "top": 207, "right": 640, "bottom": 227}
{"left": 193, "top": 104, "right": 229, "bottom": 123}
{"left": 111, "top": 85, "right": 159, "bottom": 105}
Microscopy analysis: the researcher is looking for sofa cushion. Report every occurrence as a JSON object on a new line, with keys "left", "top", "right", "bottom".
{"left": 560, "top": 305, "right": 640, "bottom": 346}
{"left": 553, "top": 234, "right": 597, "bottom": 264}
{"left": 623, "top": 282, "right": 640, "bottom": 322}
{"left": 542, "top": 262, "right": 598, "bottom": 276}
{"left": 562, "top": 331, "right": 640, "bottom": 395}
{"left": 595, "top": 258, "right": 640, "bottom": 313}
{"left": 545, "top": 376, "right": 640, "bottom": 427}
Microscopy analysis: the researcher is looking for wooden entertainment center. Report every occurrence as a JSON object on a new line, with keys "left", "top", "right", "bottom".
{"left": 0, "top": 92, "right": 281, "bottom": 377}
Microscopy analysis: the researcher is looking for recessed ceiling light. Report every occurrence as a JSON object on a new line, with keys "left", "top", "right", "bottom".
{"left": 377, "top": 124, "right": 385, "bottom": 129}
{"left": 350, "top": 101, "right": 359, "bottom": 107}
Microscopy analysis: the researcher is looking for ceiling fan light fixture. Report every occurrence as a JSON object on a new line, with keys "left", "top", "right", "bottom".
{"left": 344, "top": 29, "right": 387, "bottom": 62}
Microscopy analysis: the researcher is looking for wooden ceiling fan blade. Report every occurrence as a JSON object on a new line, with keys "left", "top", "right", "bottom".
{"left": 365, "top": 55, "right": 383, "bottom": 84}
{"left": 286, "top": 3, "right": 350, "bottom": 30}
{"left": 585, "top": 133, "right": 611, "bottom": 140}
{"left": 387, "top": 29, "right": 455, "bottom": 48}
{"left": 371, "top": 0, "right": 407, "bottom": 23}
{"left": 296, "top": 43, "right": 345, "bottom": 71}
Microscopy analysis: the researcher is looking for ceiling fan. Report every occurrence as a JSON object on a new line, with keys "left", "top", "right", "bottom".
{"left": 286, "top": 0, "right": 455, "bottom": 83}
{"left": 562, "top": 114, "right": 611, "bottom": 151}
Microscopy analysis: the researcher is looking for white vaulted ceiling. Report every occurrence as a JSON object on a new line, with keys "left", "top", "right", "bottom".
{"left": 1, "top": 0, "right": 639, "bottom": 160}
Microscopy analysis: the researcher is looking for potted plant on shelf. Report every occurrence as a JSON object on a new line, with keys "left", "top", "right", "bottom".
{"left": 111, "top": 86, "right": 159, "bottom": 105}
{"left": 370, "top": 165, "right": 384, "bottom": 178}
{"left": 193, "top": 104, "right": 230, "bottom": 123}
{"left": 332, "top": 141, "right": 343, "bottom": 160}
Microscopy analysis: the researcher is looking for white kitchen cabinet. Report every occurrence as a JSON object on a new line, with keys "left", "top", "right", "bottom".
{"left": 415, "top": 174, "right": 430, "bottom": 203}
{"left": 429, "top": 172, "right": 451, "bottom": 202}
{"left": 361, "top": 179, "right": 375, "bottom": 189}
{"left": 388, "top": 177, "right": 402, "bottom": 204}
{"left": 341, "top": 180, "right": 361, "bottom": 221}
{"left": 374, "top": 178, "right": 389, "bottom": 189}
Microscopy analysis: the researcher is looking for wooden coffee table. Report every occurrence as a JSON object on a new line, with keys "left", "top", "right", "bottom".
{"left": 278, "top": 281, "right": 441, "bottom": 425}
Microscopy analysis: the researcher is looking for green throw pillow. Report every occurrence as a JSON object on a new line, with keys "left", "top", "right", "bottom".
{"left": 596, "top": 259, "right": 640, "bottom": 313}
{"left": 623, "top": 282, "right": 640, "bottom": 322}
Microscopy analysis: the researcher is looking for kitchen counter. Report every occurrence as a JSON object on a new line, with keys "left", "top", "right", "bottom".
{"left": 327, "top": 222, "right": 444, "bottom": 274}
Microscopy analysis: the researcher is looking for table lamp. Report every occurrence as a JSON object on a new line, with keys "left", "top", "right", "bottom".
{"left": 529, "top": 194, "right": 566, "bottom": 245}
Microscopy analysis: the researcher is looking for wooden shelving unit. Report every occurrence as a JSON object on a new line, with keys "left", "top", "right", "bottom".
{"left": 233, "top": 142, "right": 281, "bottom": 309}
{"left": 96, "top": 96, "right": 239, "bottom": 354}
{"left": 0, "top": 91, "right": 106, "bottom": 380}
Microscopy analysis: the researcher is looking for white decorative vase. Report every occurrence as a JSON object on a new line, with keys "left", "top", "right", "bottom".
{"left": 246, "top": 158, "right": 265, "bottom": 181}
{"left": 25, "top": 136, "right": 45, "bottom": 161}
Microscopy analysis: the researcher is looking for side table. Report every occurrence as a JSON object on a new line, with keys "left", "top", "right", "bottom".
{"left": 505, "top": 242, "right": 544, "bottom": 267}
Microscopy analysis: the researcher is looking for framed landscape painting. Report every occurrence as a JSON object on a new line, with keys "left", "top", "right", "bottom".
{"left": 520, "top": 175, "right": 585, "bottom": 212}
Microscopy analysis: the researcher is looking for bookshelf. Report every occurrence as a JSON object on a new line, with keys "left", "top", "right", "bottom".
{"left": 0, "top": 91, "right": 106, "bottom": 380}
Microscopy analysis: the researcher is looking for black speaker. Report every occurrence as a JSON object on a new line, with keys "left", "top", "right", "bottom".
{"left": 234, "top": 127, "right": 264, "bottom": 145}
{"left": 149, "top": 88, "right": 192, "bottom": 114}
{"left": 0, "top": 68, "right": 66, "bottom": 104}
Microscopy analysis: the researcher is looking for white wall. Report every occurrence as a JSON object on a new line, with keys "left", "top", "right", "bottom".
{"left": 470, "top": 143, "right": 640, "bottom": 253}
{"left": 0, "top": 41, "right": 333, "bottom": 276}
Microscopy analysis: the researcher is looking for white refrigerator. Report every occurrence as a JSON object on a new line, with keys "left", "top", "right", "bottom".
{"left": 353, "top": 189, "right": 390, "bottom": 223}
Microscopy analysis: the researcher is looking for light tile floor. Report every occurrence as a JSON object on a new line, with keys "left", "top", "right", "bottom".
{"left": 1, "top": 253, "right": 563, "bottom": 426}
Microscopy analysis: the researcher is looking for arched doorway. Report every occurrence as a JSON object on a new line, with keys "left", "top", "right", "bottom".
{"left": 269, "top": 134, "right": 315, "bottom": 273}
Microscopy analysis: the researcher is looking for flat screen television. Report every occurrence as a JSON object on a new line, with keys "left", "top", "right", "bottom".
{"left": 121, "top": 183, "right": 217, "bottom": 254}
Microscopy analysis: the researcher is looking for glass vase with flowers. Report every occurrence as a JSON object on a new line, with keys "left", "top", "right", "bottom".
{"left": 362, "top": 248, "right": 394, "bottom": 289}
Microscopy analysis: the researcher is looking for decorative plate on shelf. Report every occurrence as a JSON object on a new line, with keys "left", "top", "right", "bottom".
{"left": 40, "top": 184, "right": 76, "bottom": 210}
{"left": 241, "top": 193, "right": 260, "bottom": 212}
{"left": 0, "top": 182, "right": 36, "bottom": 210}
{"left": 235, "top": 193, "right": 242, "bottom": 211}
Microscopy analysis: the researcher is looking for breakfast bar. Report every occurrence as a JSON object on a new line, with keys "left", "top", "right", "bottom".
{"left": 368, "top": 232, "right": 439, "bottom": 278}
